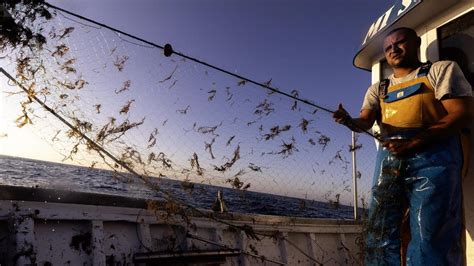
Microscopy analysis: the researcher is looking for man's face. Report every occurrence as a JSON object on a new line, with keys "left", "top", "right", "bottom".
{"left": 383, "top": 30, "right": 419, "bottom": 68}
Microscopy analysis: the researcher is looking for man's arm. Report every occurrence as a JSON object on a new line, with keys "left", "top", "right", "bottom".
{"left": 384, "top": 97, "right": 473, "bottom": 155}
{"left": 333, "top": 104, "right": 377, "bottom": 132}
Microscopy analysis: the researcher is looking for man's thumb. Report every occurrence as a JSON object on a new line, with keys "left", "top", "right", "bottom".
{"left": 338, "top": 103, "right": 344, "bottom": 111}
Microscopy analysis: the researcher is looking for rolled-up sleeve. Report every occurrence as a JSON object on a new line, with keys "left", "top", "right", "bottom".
{"left": 431, "top": 61, "right": 473, "bottom": 100}
{"left": 361, "top": 83, "right": 381, "bottom": 111}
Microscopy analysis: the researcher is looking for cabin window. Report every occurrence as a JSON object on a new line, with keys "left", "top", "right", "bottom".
{"left": 380, "top": 59, "right": 393, "bottom": 80}
{"left": 438, "top": 10, "right": 474, "bottom": 88}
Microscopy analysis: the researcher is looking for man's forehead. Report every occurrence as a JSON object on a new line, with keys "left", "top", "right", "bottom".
{"left": 384, "top": 30, "right": 410, "bottom": 44}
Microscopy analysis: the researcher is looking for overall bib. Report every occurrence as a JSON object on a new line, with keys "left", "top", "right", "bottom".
{"left": 365, "top": 64, "right": 464, "bottom": 265}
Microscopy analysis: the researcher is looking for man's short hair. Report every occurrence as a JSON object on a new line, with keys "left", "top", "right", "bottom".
{"left": 385, "top": 27, "right": 418, "bottom": 39}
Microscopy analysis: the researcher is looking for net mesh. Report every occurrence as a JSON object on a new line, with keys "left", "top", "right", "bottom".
{"left": 0, "top": 3, "right": 377, "bottom": 219}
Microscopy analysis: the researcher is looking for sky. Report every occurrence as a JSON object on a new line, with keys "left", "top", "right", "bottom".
{"left": 0, "top": 0, "right": 399, "bottom": 203}
{"left": 0, "top": 0, "right": 394, "bottom": 162}
{"left": 43, "top": 0, "right": 393, "bottom": 112}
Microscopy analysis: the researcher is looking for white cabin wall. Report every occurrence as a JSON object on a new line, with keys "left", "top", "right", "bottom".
{"left": 371, "top": 62, "right": 381, "bottom": 84}
{"left": 419, "top": 29, "right": 438, "bottom": 63}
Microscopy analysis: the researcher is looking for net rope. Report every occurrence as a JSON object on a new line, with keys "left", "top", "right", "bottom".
{"left": 0, "top": 2, "right": 384, "bottom": 264}
{"left": 0, "top": 3, "right": 376, "bottom": 221}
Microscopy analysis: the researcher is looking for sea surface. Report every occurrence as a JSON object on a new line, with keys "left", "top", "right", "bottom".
{"left": 0, "top": 154, "right": 354, "bottom": 219}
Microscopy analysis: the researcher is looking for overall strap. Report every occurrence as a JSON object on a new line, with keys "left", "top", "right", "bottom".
{"left": 417, "top": 62, "right": 432, "bottom": 77}
{"left": 378, "top": 79, "right": 390, "bottom": 99}
{"left": 379, "top": 62, "right": 431, "bottom": 99}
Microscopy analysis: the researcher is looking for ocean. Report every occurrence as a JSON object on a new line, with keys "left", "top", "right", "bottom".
{"left": 0, "top": 154, "right": 354, "bottom": 219}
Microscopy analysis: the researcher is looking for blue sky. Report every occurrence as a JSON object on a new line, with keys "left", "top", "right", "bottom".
{"left": 47, "top": 0, "right": 393, "bottom": 114}
{"left": 0, "top": 0, "right": 395, "bottom": 202}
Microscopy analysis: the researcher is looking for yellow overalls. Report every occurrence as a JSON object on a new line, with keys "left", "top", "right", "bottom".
{"left": 365, "top": 64, "right": 464, "bottom": 266}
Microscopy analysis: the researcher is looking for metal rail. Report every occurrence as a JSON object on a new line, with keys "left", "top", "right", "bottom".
{"left": 351, "top": 131, "right": 359, "bottom": 220}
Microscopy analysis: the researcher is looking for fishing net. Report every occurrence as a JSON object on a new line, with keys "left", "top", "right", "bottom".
{"left": 0, "top": 2, "right": 376, "bottom": 220}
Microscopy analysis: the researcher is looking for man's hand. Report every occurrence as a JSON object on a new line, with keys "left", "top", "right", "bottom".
{"left": 383, "top": 138, "right": 423, "bottom": 156}
{"left": 384, "top": 97, "right": 472, "bottom": 156}
{"left": 333, "top": 104, "right": 354, "bottom": 127}
{"left": 333, "top": 104, "right": 350, "bottom": 123}
{"left": 333, "top": 104, "right": 376, "bottom": 133}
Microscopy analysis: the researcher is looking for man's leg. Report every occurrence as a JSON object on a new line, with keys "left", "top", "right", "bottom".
{"left": 405, "top": 139, "right": 463, "bottom": 266}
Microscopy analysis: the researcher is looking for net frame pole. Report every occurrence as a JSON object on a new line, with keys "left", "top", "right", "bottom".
{"left": 351, "top": 131, "right": 359, "bottom": 220}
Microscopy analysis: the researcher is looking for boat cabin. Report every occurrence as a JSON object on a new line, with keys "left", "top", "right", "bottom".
{"left": 353, "top": 0, "right": 473, "bottom": 262}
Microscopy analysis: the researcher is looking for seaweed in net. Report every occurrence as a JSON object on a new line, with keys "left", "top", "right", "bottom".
{"left": 113, "top": 55, "right": 129, "bottom": 71}
{"left": 298, "top": 118, "right": 311, "bottom": 134}
{"left": 120, "top": 146, "right": 145, "bottom": 167}
{"left": 248, "top": 163, "right": 262, "bottom": 172}
{"left": 147, "top": 128, "right": 159, "bottom": 149}
{"left": 225, "top": 135, "right": 235, "bottom": 146}
{"left": 290, "top": 89, "right": 299, "bottom": 111}
{"left": 362, "top": 159, "right": 406, "bottom": 263}
{"left": 167, "top": 79, "right": 178, "bottom": 89}
{"left": 51, "top": 130, "right": 61, "bottom": 141}
{"left": 0, "top": 1, "right": 50, "bottom": 50}
{"left": 148, "top": 152, "right": 173, "bottom": 169}
{"left": 207, "top": 89, "right": 217, "bottom": 101}
{"left": 190, "top": 152, "right": 205, "bottom": 176}
{"left": 63, "top": 142, "right": 80, "bottom": 161}
{"left": 225, "top": 86, "right": 233, "bottom": 101}
{"left": 237, "top": 79, "right": 247, "bottom": 86}
{"left": 276, "top": 137, "right": 298, "bottom": 158}
{"left": 58, "top": 26, "right": 74, "bottom": 39}
{"left": 104, "top": 118, "right": 145, "bottom": 143}
{"left": 51, "top": 44, "right": 69, "bottom": 57}
{"left": 318, "top": 134, "right": 331, "bottom": 151}
{"left": 66, "top": 118, "right": 93, "bottom": 138}
{"left": 213, "top": 145, "right": 240, "bottom": 172}
{"left": 196, "top": 121, "right": 221, "bottom": 135}
{"left": 14, "top": 84, "right": 36, "bottom": 127}
{"left": 60, "top": 60, "right": 76, "bottom": 74}
{"left": 115, "top": 80, "right": 131, "bottom": 94}
{"left": 204, "top": 138, "right": 216, "bottom": 159}
{"left": 1, "top": 3, "right": 362, "bottom": 263}
{"left": 176, "top": 105, "right": 190, "bottom": 114}
{"left": 15, "top": 109, "right": 33, "bottom": 128}
{"left": 16, "top": 56, "right": 32, "bottom": 79}
{"left": 57, "top": 78, "right": 88, "bottom": 90}
{"left": 262, "top": 124, "right": 291, "bottom": 140}
{"left": 254, "top": 99, "right": 275, "bottom": 117}
{"left": 225, "top": 170, "right": 250, "bottom": 191}
{"left": 119, "top": 99, "right": 135, "bottom": 115}
{"left": 328, "top": 149, "right": 350, "bottom": 173}
{"left": 159, "top": 65, "right": 178, "bottom": 83}
{"left": 349, "top": 143, "right": 363, "bottom": 152}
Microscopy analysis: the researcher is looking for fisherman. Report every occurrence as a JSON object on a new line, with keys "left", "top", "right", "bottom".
{"left": 333, "top": 27, "right": 472, "bottom": 265}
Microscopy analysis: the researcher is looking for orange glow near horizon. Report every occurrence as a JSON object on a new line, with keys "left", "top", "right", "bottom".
{"left": 0, "top": 77, "right": 89, "bottom": 166}
{"left": 0, "top": 90, "right": 69, "bottom": 164}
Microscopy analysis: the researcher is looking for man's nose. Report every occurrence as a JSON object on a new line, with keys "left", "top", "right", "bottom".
{"left": 388, "top": 43, "right": 400, "bottom": 52}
